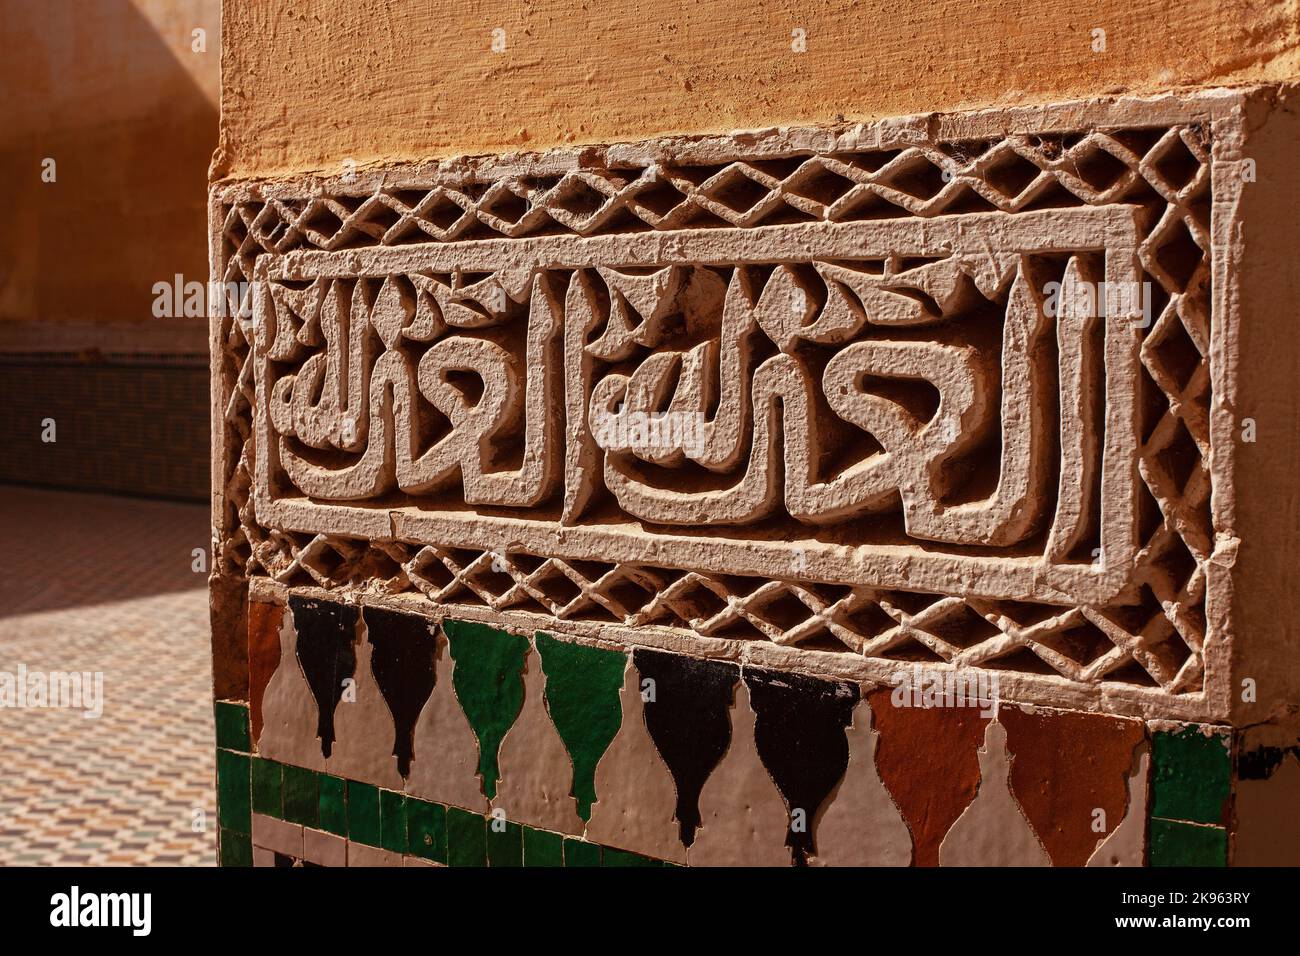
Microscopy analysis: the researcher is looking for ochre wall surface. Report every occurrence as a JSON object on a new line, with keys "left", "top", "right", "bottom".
{"left": 0, "top": 0, "right": 219, "bottom": 325}
{"left": 1229, "top": 88, "right": 1300, "bottom": 725}
{"left": 216, "top": 0, "right": 1300, "bottom": 180}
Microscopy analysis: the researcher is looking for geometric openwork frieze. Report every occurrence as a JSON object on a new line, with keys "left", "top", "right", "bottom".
{"left": 212, "top": 92, "right": 1243, "bottom": 718}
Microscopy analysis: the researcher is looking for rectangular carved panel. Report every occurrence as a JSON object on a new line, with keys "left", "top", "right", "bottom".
{"left": 212, "top": 92, "right": 1242, "bottom": 719}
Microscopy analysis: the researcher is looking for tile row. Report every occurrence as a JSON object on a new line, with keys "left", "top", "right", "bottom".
{"left": 217, "top": 595, "right": 1235, "bottom": 865}
{"left": 217, "top": 749, "right": 666, "bottom": 868}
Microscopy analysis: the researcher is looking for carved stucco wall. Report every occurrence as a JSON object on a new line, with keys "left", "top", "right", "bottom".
{"left": 215, "top": 93, "right": 1245, "bottom": 719}
{"left": 214, "top": 0, "right": 1300, "bottom": 180}
{"left": 210, "top": 5, "right": 1300, "bottom": 866}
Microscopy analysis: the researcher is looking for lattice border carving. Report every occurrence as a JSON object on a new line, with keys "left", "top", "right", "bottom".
{"left": 211, "top": 91, "right": 1247, "bottom": 721}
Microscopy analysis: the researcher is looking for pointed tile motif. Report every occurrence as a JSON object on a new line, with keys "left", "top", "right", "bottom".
{"left": 1001, "top": 707, "right": 1147, "bottom": 866}
{"left": 633, "top": 648, "right": 738, "bottom": 848}
{"left": 533, "top": 632, "right": 627, "bottom": 821}
{"left": 495, "top": 644, "right": 585, "bottom": 835}
{"left": 868, "top": 687, "right": 989, "bottom": 866}
{"left": 1088, "top": 742, "right": 1150, "bottom": 866}
{"left": 364, "top": 606, "right": 436, "bottom": 778}
{"left": 408, "top": 627, "right": 490, "bottom": 811}
{"left": 326, "top": 620, "right": 404, "bottom": 790}
{"left": 585, "top": 659, "right": 686, "bottom": 864}
{"left": 809, "top": 697, "right": 913, "bottom": 866}
{"left": 258, "top": 602, "right": 325, "bottom": 770}
{"left": 743, "top": 667, "right": 858, "bottom": 864}
{"left": 688, "top": 678, "right": 791, "bottom": 867}
{"left": 289, "top": 597, "right": 358, "bottom": 760}
{"left": 444, "top": 619, "right": 529, "bottom": 800}
{"left": 939, "top": 720, "right": 1051, "bottom": 866}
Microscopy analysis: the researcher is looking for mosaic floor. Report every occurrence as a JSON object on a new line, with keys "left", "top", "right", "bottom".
{"left": 0, "top": 486, "right": 216, "bottom": 865}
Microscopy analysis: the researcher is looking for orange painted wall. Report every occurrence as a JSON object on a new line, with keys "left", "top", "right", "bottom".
{"left": 216, "top": 0, "right": 1300, "bottom": 181}
{"left": 0, "top": 0, "right": 219, "bottom": 325}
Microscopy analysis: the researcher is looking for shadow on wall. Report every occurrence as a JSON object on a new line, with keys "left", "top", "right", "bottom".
{"left": 0, "top": 0, "right": 219, "bottom": 500}
{"left": 0, "top": 0, "right": 219, "bottom": 323}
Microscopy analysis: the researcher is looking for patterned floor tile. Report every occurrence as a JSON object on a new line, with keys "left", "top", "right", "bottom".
{"left": 0, "top": 487, "right": 216, "bottom": 866}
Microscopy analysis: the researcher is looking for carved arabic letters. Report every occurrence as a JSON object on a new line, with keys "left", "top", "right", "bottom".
{"left": 582, "top": 255, "right": 1059, "bottom": 548}
{"left": 251, "top": 210, "right": 1141, "bottom": 606}
{"left": 260, "top": 270, "right": 562, "bottom": 507}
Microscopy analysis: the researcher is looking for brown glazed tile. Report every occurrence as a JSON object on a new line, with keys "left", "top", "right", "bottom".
{"left": 251, "top": 812, "right": 305, "bottom": 859}
{"left": 867, "top": 687, "right": 989, "bottom": 867}
{"left": 258, "top": 604, "right": 328, "bottom": 772}
{"left": 407, "top": 629, "right": 489, "bottom": 812}
{"left": 1087, "top": 742, "right": 1149, "bottom": 866}
{"left": 303, "top": 827, "right": 347, "bottom": 867}
{"left": 347, "top": 842, "right": 402, "bottom": 867}
{"left": 247, "top": 601, "right": 284, "bottom": 746}
{"left": 1000, "top": 706, "right": 1146, "bottom": 866}
{"left": 325, "top": 622, "right": 405, "bottom": 791}
{"left": 210, "top": 576, "right": 248, "bottom": 702}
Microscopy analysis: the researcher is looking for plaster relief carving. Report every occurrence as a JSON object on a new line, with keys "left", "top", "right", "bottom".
{"left": 251, "top": 214, "right": 1143, "bottom": 608}
{"left": 213, "top": 99, "right": 1234, "bottom": 718}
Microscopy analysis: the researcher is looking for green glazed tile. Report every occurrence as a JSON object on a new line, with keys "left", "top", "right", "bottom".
{"left": 380, "top": 790, "right": 408, "bottom": 854}
{"left": 347, "top": 781, "right": 381, "bottom": 846}
{"left": 523, "top": 827, "right": 564, "bottom": 867}
{"left": 447, "top": 807, "right": 487, "bottom": 867}
{"left": 522, "top": 827, "right": 564, "bottom": 868}
{"left": 214, "top": 701, "right": 251, "bottom": 752}
{"left": 487, "top": 820, "right": 522, "bottom": 867}
{"left": 282, "top": 764, "right": 319, "bottom": 827}
{"left": 534, "top": 632, "right": 627, "bottom": 820}
{"left": 318, "top": 774, "right": 347, "bottom": 837}
{"left": 1149, "top": 818, "right": 1227, "bottom": 867}
{"left": 602, "top": 846, "right": 662, "bottom": 867}
{"left": 1152, "top": 726, "right": 1231, "bottom": 825}
{"left": 251, "top": 758, "right": 282, "bottom": 817}
{"left": 219, "top": 828, "right": 252, "bottom": 867}
{"left": 564, "top": 837, "right": 602, "bottom": 867}
{"left": 444, "top": 620, "right": 529, "bottom": 799}
{"left": 216, "top": 749, "right": 250, "bottom": 833}
{"left": 406, "top": 799, "right": 447, "bottom": 864}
